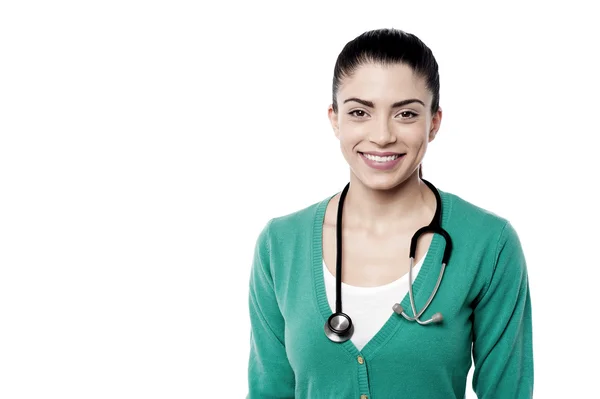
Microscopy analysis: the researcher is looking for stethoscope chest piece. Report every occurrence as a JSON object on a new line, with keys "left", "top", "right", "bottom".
{"left": 324, "top": 312, "right": 354, "bottom": 343}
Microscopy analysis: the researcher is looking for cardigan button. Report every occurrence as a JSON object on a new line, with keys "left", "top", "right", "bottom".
{"left": 357, "top": 355, "right": 364, "bottom": 364}
{"left": 360, "top": 395, "right": 368, "bottom": 399}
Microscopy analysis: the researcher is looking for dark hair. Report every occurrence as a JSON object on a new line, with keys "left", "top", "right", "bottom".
{"left": 331, "top": 28, "right": 440, "bottom": 179}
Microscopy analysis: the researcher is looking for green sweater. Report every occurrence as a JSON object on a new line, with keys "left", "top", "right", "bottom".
{"left": 247, "top": 187, "right": 533, "bottom": 398}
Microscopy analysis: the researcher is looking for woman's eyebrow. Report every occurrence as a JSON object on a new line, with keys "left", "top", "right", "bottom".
{"left": 343, "top": 97, "right": 425, "bottom": 108}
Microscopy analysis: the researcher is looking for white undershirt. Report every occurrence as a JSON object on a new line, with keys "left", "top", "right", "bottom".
{"left": 323, "top": 254, "right": 426, "bottom": 351}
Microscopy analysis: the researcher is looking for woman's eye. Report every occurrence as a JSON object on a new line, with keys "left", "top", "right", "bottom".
{"left": 349, "top": 110, "right": 368, "bottom": 118}
{"left": 398, "top": 111, "right": 418, "bottom": 119}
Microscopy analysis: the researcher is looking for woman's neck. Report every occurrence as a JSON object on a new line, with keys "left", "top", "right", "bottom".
{"left": 342, "top": 173, "right": 435, "bottom": 235}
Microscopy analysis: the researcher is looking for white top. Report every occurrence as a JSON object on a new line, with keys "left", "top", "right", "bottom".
{"left": 323, "top": 254, "right": 427, "bottom": 350}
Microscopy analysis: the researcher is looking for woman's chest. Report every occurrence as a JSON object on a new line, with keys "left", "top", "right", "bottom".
{"left": 321, "top": 224, "right": 433, "bottom": 287}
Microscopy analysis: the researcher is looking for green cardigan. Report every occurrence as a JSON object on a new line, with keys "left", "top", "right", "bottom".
{"left": 247, "top": 187, "right": 533, "bottom": 398}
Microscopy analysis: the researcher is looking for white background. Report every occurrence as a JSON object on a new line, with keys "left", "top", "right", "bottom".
{"left": 1, "top": 1, "right": 599, "bottom": 398}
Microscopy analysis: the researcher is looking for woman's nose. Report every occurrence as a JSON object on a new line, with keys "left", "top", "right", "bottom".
{"left": 369, "top": 119, "right": 396, "bottom": 145}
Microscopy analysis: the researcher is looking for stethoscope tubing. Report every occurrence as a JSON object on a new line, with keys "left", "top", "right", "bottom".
{"left": 325, "top": 179, "right": 452, "bottom": 342}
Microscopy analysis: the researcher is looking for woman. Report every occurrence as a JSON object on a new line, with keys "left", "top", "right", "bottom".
{"left": 247, "top": 28, "right": 533, "bottom": 398}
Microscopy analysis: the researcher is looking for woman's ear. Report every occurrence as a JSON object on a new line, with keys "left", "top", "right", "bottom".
{"left": 328, "top": 105, "right": 340, "bottom": 139}
{"left": 429, "top": 106, "right": 442, "bottom": 142}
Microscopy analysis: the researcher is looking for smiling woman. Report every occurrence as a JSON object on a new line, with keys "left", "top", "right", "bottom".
{"left": 330, "top": 62, "right": 437, "bottom": 183}
{"left": 246, "top": 28, "right": 533, "bottom": 399}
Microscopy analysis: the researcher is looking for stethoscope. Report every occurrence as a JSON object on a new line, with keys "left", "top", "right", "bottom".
{"left": 324, "top": 179, "right": 453, "bottom": 343}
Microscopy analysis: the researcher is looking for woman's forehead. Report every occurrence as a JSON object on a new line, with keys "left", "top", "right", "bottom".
{"left": 337, "top": 63, "right": 431, "bottom": 106}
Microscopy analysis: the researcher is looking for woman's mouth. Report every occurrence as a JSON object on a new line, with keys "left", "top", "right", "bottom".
{"left": 359, "top": 152, "right": 405, "bottom": 170}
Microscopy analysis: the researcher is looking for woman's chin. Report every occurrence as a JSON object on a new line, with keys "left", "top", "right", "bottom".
{"left": 352, "top": 172, "right": 409, "bottom": 191}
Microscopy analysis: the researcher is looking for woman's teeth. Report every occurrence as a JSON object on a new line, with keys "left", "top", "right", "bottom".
{"left": 362, "top": 153, "right": 401, "bottom": 162}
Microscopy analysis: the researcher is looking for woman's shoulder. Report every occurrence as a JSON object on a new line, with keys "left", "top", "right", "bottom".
{"left": 440, "top": 187, "right": 525, "bottom": 272}
{"left": 256, "top": 192, "right": 335, "bottom": 245}
{"left": 274, "top": 196, "right": 331, "bottom": 226}
{"left": 440, "top": 187, "right": 513, "bottom": 235}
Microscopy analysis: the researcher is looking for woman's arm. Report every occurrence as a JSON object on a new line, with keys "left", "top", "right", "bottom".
{"left": 247, "top": 220, "right": 295, "bottom": 398}
{"left": 471, "top": 221, "right": 534, "bottom": 398}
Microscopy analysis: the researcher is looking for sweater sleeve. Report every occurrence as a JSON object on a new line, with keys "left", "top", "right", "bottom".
{"left": 471, "top": 221, "right": 534, "bottom": 398}
{"left": 247, "top": 220, "right": 295, "bottom": 398}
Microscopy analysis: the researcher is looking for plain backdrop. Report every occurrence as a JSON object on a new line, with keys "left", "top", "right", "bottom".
{"left": 1, "top": 1, "right": 599, "bottom": 398}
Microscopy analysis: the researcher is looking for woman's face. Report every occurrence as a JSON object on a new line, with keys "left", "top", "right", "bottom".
{"left": 328, "top": 62, "right": 442, "bottom": 191}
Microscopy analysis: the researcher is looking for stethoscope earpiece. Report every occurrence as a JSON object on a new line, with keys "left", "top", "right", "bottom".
{"left": 392, "top": 303, "right": 444, "bottom": 325}
{"left": 325, "top": 179, "right": 452, "bottom": 343}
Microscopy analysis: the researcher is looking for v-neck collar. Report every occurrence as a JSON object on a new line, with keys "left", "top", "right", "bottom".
{"left": 311, "top": 186, "right": 452, "bottom": 360}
